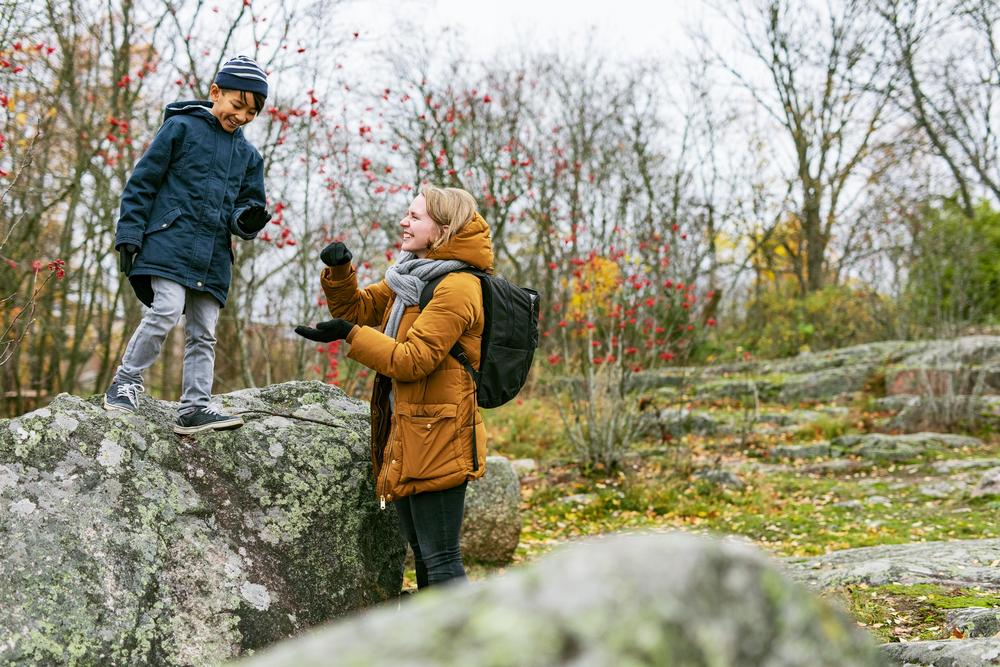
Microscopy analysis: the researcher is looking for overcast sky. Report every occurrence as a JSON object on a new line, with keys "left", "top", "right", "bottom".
{"left": 337, "top": 0, "right": 722, "bottom": 62}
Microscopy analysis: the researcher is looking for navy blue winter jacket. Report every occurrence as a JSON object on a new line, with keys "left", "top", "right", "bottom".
{"left": 115, "top": 100, "right": 266, "bottom": 307}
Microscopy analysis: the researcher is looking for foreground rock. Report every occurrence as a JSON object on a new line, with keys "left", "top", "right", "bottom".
{"left": 234, "top": 532, "right": 884, "bottom": 667}
{"left": 0, "top": 381, "right": 404, "bottom": 666}
{"left": 462, "top": 455, "right": 521, "bottom": 563}
{"left": 882, "top": 638, "right": 1000, "bottom": 666}
{"left": 783, "top": 538, "right": 1000, "bottom": 590}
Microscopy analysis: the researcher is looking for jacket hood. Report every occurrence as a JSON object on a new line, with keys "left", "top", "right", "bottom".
{"left": 427, "top": 212, "right": 494, "bottom": 271}
{"left": 164, "top": 100, "right": 215, "bottom": 121}
{"left": 164, "top": 100, "right": 241, "bottom": 136}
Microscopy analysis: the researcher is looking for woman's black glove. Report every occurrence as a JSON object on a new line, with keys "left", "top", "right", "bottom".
{"left": 295, "top": 318, "right": 354, "bottom": 342}
{"left": 320, "top": 241, "right": 352, "bottom": 267}
{"left": 117, "top": 244, "right": 140, "bottom": 274}
{"left": 239, "top": 206, "right": 272, "bottom": 234}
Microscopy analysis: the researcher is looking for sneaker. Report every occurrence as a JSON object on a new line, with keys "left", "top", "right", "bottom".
{"left": 103, "top": 380, "right": 144, "bottom": 413}
{"left": 173, "top": 405, "right": 244, "bottom": 435}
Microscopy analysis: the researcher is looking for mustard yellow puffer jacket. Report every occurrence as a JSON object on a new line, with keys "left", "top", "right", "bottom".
{"left": 320, "top": 213, "right": 494, "bottom": 505}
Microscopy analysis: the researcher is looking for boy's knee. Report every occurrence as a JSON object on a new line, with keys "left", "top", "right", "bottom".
{"left": 149, "top": 302, "right": 184, "bottom": 323}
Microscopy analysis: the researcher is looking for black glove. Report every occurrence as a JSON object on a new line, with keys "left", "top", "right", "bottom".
{"left": 320, "top": 241, "right": 352, "bottom": 267}
{"left": 294, "top": 318, "right": 355, "bottom": 343}
{"left": 239, "top": 206, "right": 272, "bottom": 234}
{"left": 117, "top": 244, "right": 139, "bottom": 274}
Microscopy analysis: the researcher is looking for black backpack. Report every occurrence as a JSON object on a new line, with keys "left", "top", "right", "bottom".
{"left": 419, "top": 268, "right": 539, "bottom": 408}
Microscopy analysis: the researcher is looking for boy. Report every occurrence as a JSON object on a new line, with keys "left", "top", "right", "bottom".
{"left": 104, "top": 55, "right": 271, "bottom": 435}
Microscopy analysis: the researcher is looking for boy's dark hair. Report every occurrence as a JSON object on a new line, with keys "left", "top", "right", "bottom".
{"left": 221, "top": 88, "right": 265, "bottom": 114}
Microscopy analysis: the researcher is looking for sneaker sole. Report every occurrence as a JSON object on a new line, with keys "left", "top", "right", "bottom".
{"left": 173, "top": 417, "right": 244, "bottom": 435}
{"left": 103, "top": 396, "right": 137, "bottom": 414}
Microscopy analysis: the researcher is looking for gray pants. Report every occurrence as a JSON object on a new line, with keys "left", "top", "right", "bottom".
{"left": 114, "top": 277, "right": 220, "bottom": 415}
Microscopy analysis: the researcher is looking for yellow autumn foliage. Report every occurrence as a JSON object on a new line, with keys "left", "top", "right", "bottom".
{"left": 563, "top": 255, "right": 621, "bottom": 322}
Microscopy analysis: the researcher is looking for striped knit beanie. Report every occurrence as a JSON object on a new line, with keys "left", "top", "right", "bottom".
{"left": 213, "top": 56, "right": 268, "bottom": 98}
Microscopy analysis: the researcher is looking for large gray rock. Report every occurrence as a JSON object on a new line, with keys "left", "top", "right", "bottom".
{"left": 882, "top": 638, "right": 1000, "bottom": 666}
{"left": 462, "top": 455, "right": 521, "bottom": 564}
{"left": 887, "top": 335, "right": 1000, "bottom": 396}
{"left": 0, "top": 381, "right": 405, "bottom": 666}
{"left": 233, "top": 532, "right": 885, "bottom": 667}
{"left": 784, "top": 538, "right": 1000, "bottom": 590}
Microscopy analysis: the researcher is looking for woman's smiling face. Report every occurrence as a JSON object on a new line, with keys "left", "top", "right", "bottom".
{"left": 399, "top": 194, "right": 446, "bottom": 258}
{"left": 209, "top": 84, "right": 259, "bottom": 133}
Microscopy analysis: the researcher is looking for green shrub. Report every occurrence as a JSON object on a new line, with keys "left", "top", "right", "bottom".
{"left": 736, "top": 285, "right": 897, "bottom": 359}
{"left": 902, "top": 198, "right": 1000, "bottom": 333}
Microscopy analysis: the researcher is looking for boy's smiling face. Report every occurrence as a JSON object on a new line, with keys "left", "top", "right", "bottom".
{"left": 209, "top": 83, "right": 259, "bottom": 133}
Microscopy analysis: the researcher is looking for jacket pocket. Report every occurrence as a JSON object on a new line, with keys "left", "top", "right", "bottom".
{"left": 396, "top": 403, "right": 461, "bottom": 482}
{"left": 145, "top": 207, "right": 181, "bottom": 235}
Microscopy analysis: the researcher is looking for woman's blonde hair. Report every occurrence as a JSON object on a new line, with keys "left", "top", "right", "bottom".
{"left": 423, "top": 185, "right": 477, "bottom": 252}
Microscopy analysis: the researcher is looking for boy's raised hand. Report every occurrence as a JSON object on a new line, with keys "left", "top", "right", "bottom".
{"left": 239, "top": 206, "right": 272, "bottom": 234}
{"left": 320, "top": 242, "right": 352, "bottom": 267}
{"left": 117, "top": 244, "right": 139, "bottom": 274}
{"left": 294, "top": 318, "right": 355, "bottom": 343}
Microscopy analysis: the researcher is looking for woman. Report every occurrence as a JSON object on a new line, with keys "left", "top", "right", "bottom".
{"left": 295, "top": 185, "right": 491, "bottom": 588}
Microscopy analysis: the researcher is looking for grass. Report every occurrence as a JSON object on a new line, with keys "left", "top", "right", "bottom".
{"left": 828, "top": 583, "right": 1000, "bottom": 642}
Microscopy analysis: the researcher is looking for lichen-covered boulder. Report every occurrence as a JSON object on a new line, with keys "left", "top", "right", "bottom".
{"left": 462, "top": 455, "right": 521, "bottom": 563}
{"left": 232, "top": 532, "right": 885, "bottom": 667}
{"left": 0, "top": 381, "right": 405, "bottom": 666}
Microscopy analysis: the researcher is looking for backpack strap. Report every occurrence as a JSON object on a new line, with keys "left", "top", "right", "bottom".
{"left": 418, "top": 270, "right": 482, "bottom": 384}
{"left": 419, "top": 269, "right": 484, "bottom": 472}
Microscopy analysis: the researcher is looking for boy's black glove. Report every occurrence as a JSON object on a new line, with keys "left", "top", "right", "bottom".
{"left": 320, "top": 242, "right": 352, "bottom": 267}
{"left": 117, "top": 244, "right": 140, "bottom": 274}
{"left": 239, "top": 206, "right": 272, "bottom": 234}
{"left": 294, "top": 319, "right": 355, "bottom": 343}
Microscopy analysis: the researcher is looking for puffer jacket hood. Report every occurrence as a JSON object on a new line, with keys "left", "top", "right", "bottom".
{"left": 426, "top": 212, "right": 494, "bottom": 272}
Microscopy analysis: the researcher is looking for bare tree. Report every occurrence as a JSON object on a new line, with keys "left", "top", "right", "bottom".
{"left": 708, "top": 0, "right": 896, "bottom": 293}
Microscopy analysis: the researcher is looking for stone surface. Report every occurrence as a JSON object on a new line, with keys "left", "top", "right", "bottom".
{"left": 772, "top": 442, "right": 832, "bottom": 460}
{"left": 784, "top": 538, "right": 1000, "bottom": 590}
{"left": 887, "top": 336, "right": 1000, "bottom": 396}
{"left": 830, "top": 432, "right": 982, "bottom": 462}
{"left": 693, "top": 468, "right": 746, "bottom": 489}
{"left": 947, "top": 607, "right": 1000, "bottom": 639}
{"left": 881, "top": 638, "right": 1000, "bottom": 666}
{"left": 461, "top": 455, "right": 521, "bottom": 564}
{"left": 233, "top": 532, "right": 885, "bottom": 667}
{"left": 0, "top": 381, "right": 405, "bottom": 666}
{"left": 777, "top": 365, "right": 874, "bottom": 403}
{"left": 972, "top": 467, "right": 1000, "bottom": 498}
{"left": 509, "top": 458, "right": 537, "bottom": 477}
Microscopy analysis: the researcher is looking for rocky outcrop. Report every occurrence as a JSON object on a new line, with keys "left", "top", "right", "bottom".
{"left": 783, "top": 538, "right": 1000, "bottom": 590}
{"left": 886, "top": 336, "right": 1000, "bottom": 396}
{"left": 0, "top": 381, "right": 404, "bottom": 667}
{"left": 234, "top": 532, "right": 884, "bottom": 667}
{"left": 634, "top": 337, "right": 1000, "bottom": 406}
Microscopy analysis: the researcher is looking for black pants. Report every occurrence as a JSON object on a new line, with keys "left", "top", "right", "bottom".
{"left": 393, "top": 481, "right": 468, "bottom": 589}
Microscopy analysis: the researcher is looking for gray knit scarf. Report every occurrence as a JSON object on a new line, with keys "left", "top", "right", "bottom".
{"left": 383, "top": 251, "right": 468, "bottom": 340}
